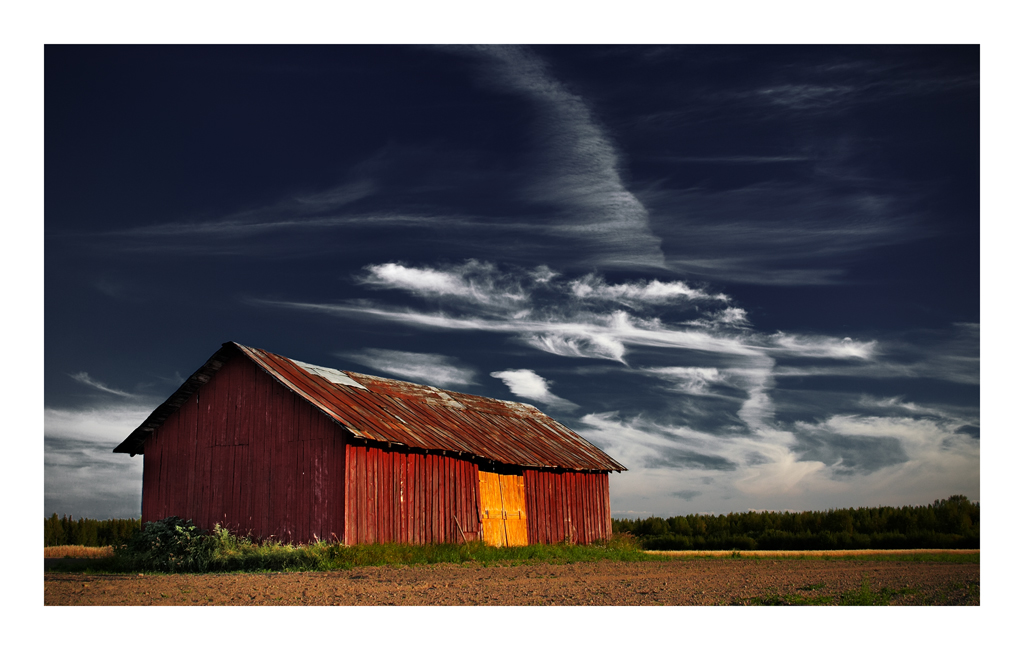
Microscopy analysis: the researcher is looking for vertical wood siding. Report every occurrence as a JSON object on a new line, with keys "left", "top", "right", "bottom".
{"left": 142, "top": 354, "right": 347, "bottom": 543}
{"left": 139, "top": 353, "right": 613, "bottom": 546}
{"left": 523, "top": 469, "right": 611, "bottom": 544}
{"left": 344, "top": 444, "right": 481, "bottom": 545}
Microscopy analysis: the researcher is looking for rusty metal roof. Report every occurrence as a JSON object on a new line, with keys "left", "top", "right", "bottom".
{"left": 114, "top": 342, "right": 626, "bottom": 472}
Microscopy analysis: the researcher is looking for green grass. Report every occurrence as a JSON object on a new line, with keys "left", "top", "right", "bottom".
{"left": 51, "top": 548, "right": 977, "bottom": 575}
{"left": 53, "top": 529, "right": 651, "bottom": 574}
{"left": 48, "top": 520, "right": 977, "bottom": 576}
{"left": 817, "top": 552, "right": 979, "bottom": 564}
{"left": 734, "top": 578, "right": 919, "bottom": 606}
{"left": 838, "top": 579, "right": 918, "bottom": 605}
{"left": 200, "top": 529, "right": 651, "bottom": 573}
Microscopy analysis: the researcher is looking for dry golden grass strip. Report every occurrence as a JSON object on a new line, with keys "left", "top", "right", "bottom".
{"left": 44, "top": 545, "right": 114, "bottom": 559}
{"left": 645, "top": 548, "right": 979, "bottom": 557}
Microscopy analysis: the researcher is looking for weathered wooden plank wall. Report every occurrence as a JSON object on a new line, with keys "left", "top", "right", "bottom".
{"left": 142, "top": 354, "right": 347, "bottom": 543}
{"left": 523, "top": 469, "right": 611, "bottom": 544}
{"left": 344, "top": 444, "right": 481, "bottom": 545}
{"left": 139, "top": 353, "right": 614, "bottom": 547}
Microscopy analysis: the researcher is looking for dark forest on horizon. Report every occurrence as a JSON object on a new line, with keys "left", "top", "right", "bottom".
{"left": 45, "top": 495, "right": 979, "bottom": 551}
{"left": 613, "top": 495, "right": 979, "bottom": 551}
{"left": 44, "top": 513, "right": 141, "bottom": 547}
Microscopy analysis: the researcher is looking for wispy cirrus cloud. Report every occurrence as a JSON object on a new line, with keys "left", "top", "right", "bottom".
{"left": 255, "top": 261, "right": 895, "bottom": 444}
{"left": 683, "top": 306, "right": 751, "bottom": 329}
{"left": 98, "top": 179, "right": 379, "bottom": 240}
{"left": 651, "top": 57, "right": 977, "bottom": 123}
{"left": 464, "top": 45, "right": 665, "bottom": 268}
{"left": 490, "top": 369, "right": 577, "bottom": 411}
{"left": 337, "top": 348, "right": 476, "bottom": 388}
{"left": 641, "top": 181, "right": 925, "bottom": 286}
{"left": 740, "top": 69, "right": 977, "bottom": 114}
{"left": 69, "top": 372, "right": 137, "bottom": 398}
{"left": 257, "top": 298, "right": 767, "bottom": 364}
{"left": 651, "top": 155, "right": 816, "bottom": 164}
{"left": 568, "top": 274, "right": 727, "bottom": 306}
{"left": 643, "top": 362, "right": 778, "bottom": 429}
{"left": 258, "top": 261, "right": 875, "bottom": 368}
{"left": 764, "top": 334, "right": 876, "bottom": 360}
{"left": 91, "top": 46, "right": 668, "bottom": 271}
{"left": 45, "top": 404, "right": 156, "bottom": 445}
{"left": 771, "top": 323, "right": 978, "bottom": 385}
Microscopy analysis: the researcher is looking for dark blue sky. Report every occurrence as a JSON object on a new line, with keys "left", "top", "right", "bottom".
{"left": 44, "top": 45, "right": 979, "bottom": 519}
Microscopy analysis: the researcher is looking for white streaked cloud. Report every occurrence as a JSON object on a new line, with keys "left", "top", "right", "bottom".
{"left": 568, "top": 274, "right": 727, "bottom": 305}
{"left": 45, "top": 404, "right": 157, "bottom": 445}
{"left": 523, "top": 331, "right": 626, "bottom": 363}
{"left": 490, "top": 369, "right": 576, "bottom": 411}
{"left": 772, "top": 324, "right": 978, "bottom": 385}
{"left": 741, "top": 72, "right": 977, "bottom": 113}
{"left": 641, "top": 180, "right": 925, "bottom": 286}
{"left": 257, "top": 299, "right": 766, "bottom": 364}
{"left": 644, "top": 366, "right": 725, "bottom": 396}
{"left": 257, "top": 262, "right": 878, "bottom": 369}
{"left": 853, "top": 395, "right": 959, "bottom": 421}
{"left": 684, "top": 306, "right": 751, "bottom": 329}
{"left": 468, "top": 45, "right": 665, "bottom": 268}
{"left": 652, "top": 154, "right": 816, "bottom": 164}
{"left": 69, "top": 372, "right": 138, "bottom": 398}
{"left": 337, "top": 348, "right": 476, "bottom": 388}
{"left": 764, "top": 333, "right": 877, "bottom": 359}
{"left": 359, "top": 260, "right": 527, "bottom": 309}
{"left": 645, "top": 359, "right": 777, "bottom": 431}
{"left": 103, "top": 179, "right": 379, "bottom": 240}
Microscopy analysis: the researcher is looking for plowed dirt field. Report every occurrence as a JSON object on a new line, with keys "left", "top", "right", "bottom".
{"left": 44, "top": 554, "right": 979, "bottom": 606}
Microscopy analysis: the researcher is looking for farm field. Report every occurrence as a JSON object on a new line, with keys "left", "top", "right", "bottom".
{"left": 44, "top": 552, "right": 978, "bottom": 606}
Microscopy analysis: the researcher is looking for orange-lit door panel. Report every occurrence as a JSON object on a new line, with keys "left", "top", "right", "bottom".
{"left": 478, "top": 470, "right": 528, "bottom": 546}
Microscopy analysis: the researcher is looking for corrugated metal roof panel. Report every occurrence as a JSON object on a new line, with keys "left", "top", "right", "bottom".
{"left": 115, "top": 342, "right": 626, "bottom": 472}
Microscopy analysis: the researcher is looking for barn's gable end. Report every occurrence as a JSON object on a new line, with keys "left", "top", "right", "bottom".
{"left": 140, "top": 352, "right": 348, "bottom": 542}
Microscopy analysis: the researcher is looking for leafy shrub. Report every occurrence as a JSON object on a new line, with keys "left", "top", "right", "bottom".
{"left": 115, "top": 516, "right": 216, "bottom": 572}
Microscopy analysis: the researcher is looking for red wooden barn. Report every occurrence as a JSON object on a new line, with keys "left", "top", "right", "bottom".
{"left": 114, "top": 342, "right": 626, "bottom": 546}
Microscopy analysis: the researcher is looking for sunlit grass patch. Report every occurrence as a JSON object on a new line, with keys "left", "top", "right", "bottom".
{"left": 647, "top": 549, "right": 979, "bottom": 563}
{"left": 44, "top": 545, "right": 114, "bottom": 559}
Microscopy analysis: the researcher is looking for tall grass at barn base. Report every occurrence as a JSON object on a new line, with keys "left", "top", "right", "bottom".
{"left": 95, "top": 518, "right": 649, "bottom": 573}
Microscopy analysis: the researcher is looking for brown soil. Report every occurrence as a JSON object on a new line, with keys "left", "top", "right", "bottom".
{"left": 44, "top": 556, "right": 979, "bottom": 606}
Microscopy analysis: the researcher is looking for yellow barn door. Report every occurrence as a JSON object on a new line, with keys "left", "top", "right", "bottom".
{"left": 478, "top": 470, "right": 528, "bottom": 547}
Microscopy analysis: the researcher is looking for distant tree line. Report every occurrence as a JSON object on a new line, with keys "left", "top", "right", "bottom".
{"left": 44, "top": 514, "right": 141, "bottom": 547}
{"left": 612, "top": 495, "right": 979, "bottom": 551}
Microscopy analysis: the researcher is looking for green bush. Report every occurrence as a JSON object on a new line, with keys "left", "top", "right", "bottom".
{"left": 115, "top": 516, "right": 217, "bottom": 573}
